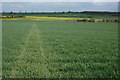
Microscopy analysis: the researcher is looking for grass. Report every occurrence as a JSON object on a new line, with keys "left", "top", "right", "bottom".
{"left": 0, "top": 19, "right": 2, "bottom": 79}
{"left": 2, "top": 20, "right": 119, "bottom": 78}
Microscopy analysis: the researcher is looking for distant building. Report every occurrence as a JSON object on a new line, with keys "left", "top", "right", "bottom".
{"left": 77, "top": 19, "right": 88, "bottom": 22}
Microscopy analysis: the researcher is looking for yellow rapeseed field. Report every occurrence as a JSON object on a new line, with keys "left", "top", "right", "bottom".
{"left": 0, "top": 16, "right": 80, "bottom": 21}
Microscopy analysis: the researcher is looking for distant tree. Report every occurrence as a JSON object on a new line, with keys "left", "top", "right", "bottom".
{"left": 75, "top": 12, "right": 79, "bottom": 14}
{"left": 103, "top": 19, "right": 105, "bottom": 22}
{"left": 68, "top": 11, "right": 72, "bottom": 13}
{"left": 10, "top": 11, "right": 13, "bottom": 14}
{"left": 10, "top": 11, "right": 14, "bottom": 18}
{"left": 68, "top": 11, "right": 71, "bottom": 13}
{"left": 89, "top": 18, "right": 95, "bottom": 22}
{"left": 114, "top": 19, "right": 118, "bottom": 22}
{"left": 106, "top": 19, "right": 109, "bottom": 22}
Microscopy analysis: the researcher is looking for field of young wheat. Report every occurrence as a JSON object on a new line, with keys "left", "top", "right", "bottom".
{"left": 2, "top": 20, "right": 119, "bottom": 78}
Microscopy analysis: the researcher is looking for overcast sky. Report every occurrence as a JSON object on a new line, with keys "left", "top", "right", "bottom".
{"left": 1, "top": 0, "right": 119, "bottom": 2}
{"left": 2, "top": 2, "right": 118, "bottom": 12}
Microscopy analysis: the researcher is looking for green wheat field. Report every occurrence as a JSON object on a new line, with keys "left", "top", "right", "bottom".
{"left": 2, "top": 20, "right": 119, "bottom": 78}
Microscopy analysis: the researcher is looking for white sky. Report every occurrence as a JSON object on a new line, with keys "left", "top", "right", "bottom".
{"left": 1, "top": 0, "right": 120, "bottom": 2}
{"left": 0, "top": 0, "right": 119, "bottom": 12}
{"left": 2, "top": 2, "right": 118, "bottom": 12}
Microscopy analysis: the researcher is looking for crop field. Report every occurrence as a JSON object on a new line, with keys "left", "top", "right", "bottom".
{"left": 0, "top": 16, "right": 80, "bottom": 21}
{"left": 2, "top": 20, "right": 119, "bottom": 78}
{"left": 2, "top": 13, "right": 117, "bottom": 18}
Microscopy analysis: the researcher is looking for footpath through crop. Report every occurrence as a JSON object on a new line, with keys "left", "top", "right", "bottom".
{"left": 10, "top": 22, "right": 54, "bottom": 78}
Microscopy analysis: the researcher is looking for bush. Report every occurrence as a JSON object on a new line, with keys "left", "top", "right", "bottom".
{"left": 114, "top": 19, "right": 118, "bottom": 22}
{"left": 89, "top": 18, "right": 95, "bottom": 22}
{"left": 106, "top": 20, "right": 109, "bottom": 22}
{"left": 103, "top": 19, "right": 105, "bottom": 22}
